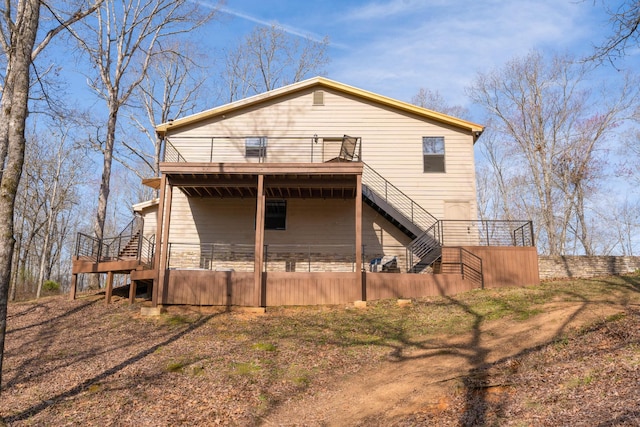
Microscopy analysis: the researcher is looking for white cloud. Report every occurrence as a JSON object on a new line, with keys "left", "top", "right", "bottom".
{"left": 340, "top": 0, "right": 432, "bottom": 21}
{"left": 217, "top": 5, "right": 333, "bottom": 45}
{"left": 327, "top": 0, "right": 598, "bottom": 109}
{"left": 199, "top": 0, "right": 637, "bottom": 113}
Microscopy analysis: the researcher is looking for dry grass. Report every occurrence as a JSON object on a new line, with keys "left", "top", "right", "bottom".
{"left": 1, "top": 274, "right": 639, "bottom": 426}
{"left": 392, "top": 308, "right": 640, "bottom": 426}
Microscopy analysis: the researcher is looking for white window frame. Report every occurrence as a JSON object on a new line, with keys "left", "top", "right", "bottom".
{"left": 422, "top": 136, "right": 445, "bottom": 173}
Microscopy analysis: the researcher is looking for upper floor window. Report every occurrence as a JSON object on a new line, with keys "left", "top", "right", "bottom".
{"left": 422, "top": 136, "right": 445, "bottom": 173}
{"left": 245, "top": 137, "right": 267, "bottom": 158}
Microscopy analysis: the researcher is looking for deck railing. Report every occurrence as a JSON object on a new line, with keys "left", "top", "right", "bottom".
{"left": 75, "top": 233, "right": 109, "bottom": 263}
{"left": 74, "top": 215, "right": 155, "bottom": 264}
{"left": 74, "top": 232, "right": 155, "bottom": 263}
{"left": 164, "top": 220, "right": 532, "bottom": 275}
{"left": 167, "top": 242, "right": 255, "bottom": 272}
{"left": 139, "top": 235, "right": 156, "bottom": 267}
{"left": 166, "top": 242, "right": 358, "bottom": 273}
{"left": 163, "top": 135, "right": 362, "bottom": 164}
{"left": 363, "top": 245, "right": 412, "bottom": 272}
{"left": 264, "top": 244, "right": 356, "bottom": 272}
{"left": 435, "top": 220, "right": 534, "bottom": 247}
{"left": 441, "top": 247, "right": 484, "bottom": 288}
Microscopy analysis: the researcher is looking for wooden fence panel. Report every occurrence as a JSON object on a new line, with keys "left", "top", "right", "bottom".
{"left": 265, "top": 272, "right": 360, "bottom": 306}
{"left": 160, "top": 246, "right": 540, "bottom": 306}
{"left": 365, "top": 272, "right": 473, "bottom": 300}
{"left": 459, "top": 246, "right": 539, "bottom": 288}
{"left": 163, "top": 270, "right": 254, "bottom": 305}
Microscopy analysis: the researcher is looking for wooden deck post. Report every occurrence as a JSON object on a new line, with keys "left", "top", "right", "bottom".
{"left": 254, "top": 174, "right": 265, "bottom": 307}
{"left": 355, "top": 173, "right": 363, "bottom": 299}
{"left": 69, "top": 273, "right": 77, "bottom": 300}
{"left": 152, "top": 175, "right": 168, "bottom": 307}
{"left": 157, "top": 182, "right": 173, "bottom": 306}
{"left": 129, "top": 274, "right": 136, "bottom": 304}
{"left": 105, "top": 271, "right": 114, "bottom": 304}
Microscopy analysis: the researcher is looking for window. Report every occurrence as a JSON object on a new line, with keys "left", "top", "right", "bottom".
{"left": 245, "top": 137, "right": 267, "bottom": 158}
{"left": 265, "top": 200, "right": 286, "bottom": 230}
{"left": 422, "top": 136, "right": 445, "bottom": 173}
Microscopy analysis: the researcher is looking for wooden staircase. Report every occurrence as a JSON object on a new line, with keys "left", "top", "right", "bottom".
{"left": 118, "top": 231, "right": 141, "bottom": 259}
{"left": 362, "top": 163, "right": 442, "bottom": 272}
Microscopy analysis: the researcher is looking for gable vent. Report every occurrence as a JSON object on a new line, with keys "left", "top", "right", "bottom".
{"left": 313, "top": 90, "right": 324, "bottom": 106}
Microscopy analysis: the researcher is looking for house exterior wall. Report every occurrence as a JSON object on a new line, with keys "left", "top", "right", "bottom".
{"left": 162, "top": 189, "right": 414, "bottom": 272}
{"left": 165, "top": 87, "right": 477, "bottom": 221}
{"left": 140, "top": 207, "right": 157, "bottom": 238}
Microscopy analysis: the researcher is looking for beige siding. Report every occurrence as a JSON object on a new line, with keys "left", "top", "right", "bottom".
{"left": 166, "top": 88, "right": 477, "bottom": 221}
{"left": 362, "top": 205, "right": 412, "bottom": 270}
{"left": 168, "top": 193, "right": 358, "bottom": 246}
{"left": 169, "top": 193, "right": 411, "bottom": 248}
{"left": 140, "top": 206, "right": 157, "bottom": 238}
{"left": 168, "top": 192, "right": 256, "bottom": 245}
{"left": 166, "top": 192, "right": 415, "bottom": 271}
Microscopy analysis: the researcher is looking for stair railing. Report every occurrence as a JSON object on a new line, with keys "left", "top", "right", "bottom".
{"left": 362, "top": 163, "right": 438, "bottom": 232}
{"left": 407, "top": 222, "right": 442, "bottom": 273}
{"left": 460, "top": 248, "right": 483, "bottom": 289}
{"left": 109, "top": 215, "right": 144, "bottom": 260}
{"left": 139, "top": 234, "right": 155, "bottom": 267}
{"left": 74, "top": 215, "right": 146, "bottom": 262}
{"left": 361, "top": 163, "right": 442, "bottom": 272}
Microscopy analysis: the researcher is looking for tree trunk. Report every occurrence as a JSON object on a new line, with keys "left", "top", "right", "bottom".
{"left": 36, "top": 151, "right": 61, "bottom": 299}
{"left": 0, "top": 0, "right": 40, "bottom": 396}
{"left": 0, "top": 67, "right": 15, "bottom": 178}
{"left": 93, "top": 105, "right": 119, "bottom": 241}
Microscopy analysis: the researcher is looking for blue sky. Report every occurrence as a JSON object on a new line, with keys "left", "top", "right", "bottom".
{"left": 203, "top": 0, "right": 638, "bottom": 117}
{"left": 47, "top": 0, "right": 638, "bottom": 250}
{"left": 197, "top": 0, "right": 640, "bottom": 254}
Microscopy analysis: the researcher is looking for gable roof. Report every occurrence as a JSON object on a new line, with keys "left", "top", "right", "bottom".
{"left": 155, "top": 77, "right": 484, "bottom": 138}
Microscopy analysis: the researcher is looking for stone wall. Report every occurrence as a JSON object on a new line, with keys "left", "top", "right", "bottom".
{"left": 538, "top": 256, "right": 640, "bottom": 280}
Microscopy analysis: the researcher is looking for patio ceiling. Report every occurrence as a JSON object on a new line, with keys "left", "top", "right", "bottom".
{"left": 167, "top": 172, "right": 358, "bottom": 199}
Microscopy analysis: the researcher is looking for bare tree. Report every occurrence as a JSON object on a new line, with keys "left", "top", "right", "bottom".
{"left": 35, "top": 129, "right": 82, "bottom": 298}
{"left": 410, "top": 87, "right": 470, "bottom": 120}
{"left": 474, "top": 126, "right": 522, "bottom": 222}
{"left": 129, "top": 42, "right": 211, "bottom": 178}
{"left": 69, "top": 0, "right": 216, "bottom": 241}
{"left": 221, "top": 24, "right": 330, "bottom": 102}
{"left": 0, "top": 0, "right": 102, "bottom": 395}
{"left": 8, "top": 126, "right": 85, "bottom": 300}
{"left": 468, "top": 50, "right": 639, "bottom": 255}
{"left": 587, "top": 1, "right": 640, "bottom": 64}
{"left": 609, "top": 198, "right": 640, "bottom": 255}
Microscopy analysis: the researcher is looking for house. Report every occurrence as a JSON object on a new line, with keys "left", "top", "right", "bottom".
{"left": 70, "top": 77, "right": 539, "bottom": 307}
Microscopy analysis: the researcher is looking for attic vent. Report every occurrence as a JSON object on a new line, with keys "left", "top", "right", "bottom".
{"left": 313, "top": 90, "right": 324, "bottom": 106}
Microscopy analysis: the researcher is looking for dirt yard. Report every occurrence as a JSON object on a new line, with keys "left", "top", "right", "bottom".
{"left": 1, "top": 275, "right": 639, "bottom": 426}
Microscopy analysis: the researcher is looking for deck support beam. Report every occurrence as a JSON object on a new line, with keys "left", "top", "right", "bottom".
{"left": 153, "top": 175, "right": 174, "bottom": 307}
{"left": 129, "top": 275, "right": 136, "bottom": 304}
{"left": 70, "top": 273, "right": 77, "bottom": 300}
{"left": 254, "top": 174, "right": 266, "bottom": 307}
{"left": 152, "top": 175, "right": 167, "bottom": 307}
{"left": 157, "top": 182, "right": 173, "bottom": 306}
{"left": 105, "top": 271, "right": 114, "bottom": 304}
{"left": 355, "top": 173, "right": 363, "bottom": 299}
